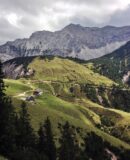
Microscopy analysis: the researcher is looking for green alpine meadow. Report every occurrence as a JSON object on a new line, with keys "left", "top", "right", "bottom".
{"left": 0, "top": 55, "right": 130, "bottom": 159}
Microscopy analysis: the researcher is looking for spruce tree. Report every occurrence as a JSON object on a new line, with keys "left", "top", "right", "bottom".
{"left": 0, "top": 60, "right": 16, "bottom": 156}
{"left": 83, "top": 132, "right": 105, "bottom": 160}
{"left": 0, "top": 60, "right": 5, "bottom": 99}
{"left": 58, "top": 122, "right": 81, "bottom": 160}
{"left": 16, "top": 102, "right": 36, "bottom": 149}
{"left": 38, "top": 117, "right": 56, "bottom": 160}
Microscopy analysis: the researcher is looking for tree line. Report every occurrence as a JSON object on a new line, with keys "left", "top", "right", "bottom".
{"left": 0, "top": 60, "right": 130, "bottom": 160}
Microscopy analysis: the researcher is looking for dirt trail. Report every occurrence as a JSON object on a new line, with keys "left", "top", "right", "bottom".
{"left": 13, "top": 89, "right": 34, "bottom": 98}
{"left": 13, "top": 81, "right": 34, "bottom": 98}
{"left": 13, "top": 80, "right": 51, "bottom": 98}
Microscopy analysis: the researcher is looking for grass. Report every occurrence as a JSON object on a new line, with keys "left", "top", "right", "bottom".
{"left": 12, "top": 94, "right": 92, "bottom": 132}
{"left": 11, "top": 93, "right": 130, "bottom": 150}
{"left": 82, "top": 98, "right": 130, "bottom": 126}
{"left": 80, "top": 98, "right": 130, "bottom": 143}
{"left": 0, "top": 156, "right": 8, "bottom": 160}
{"left": 4, "top": 79, "right": 32, "bottom": 96}
{"left": 3, "top": 56, "right": 130, "bottom": 150}
{"left": 28, "top": 57, "right": 115, "bottom": 86}
{"left": 8, "top": 84, "right": 130, "bottom": 148}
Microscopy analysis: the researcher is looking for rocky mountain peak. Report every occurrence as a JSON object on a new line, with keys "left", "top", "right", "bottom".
{"left": 1, "top": 24, "right": 130, "bottom": 62}
{"left": 62, "top": 23, "right": 83, "bottom": 31}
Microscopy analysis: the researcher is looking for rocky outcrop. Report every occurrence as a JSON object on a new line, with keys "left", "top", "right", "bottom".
{"left": 3, "top": 61, "right": 34, "bottom": 79}
{"left": 1, "top": 24, "right": 130, "bottom": 61}
{"left": 122, "top": 71, "right": 130, "bottom": 84}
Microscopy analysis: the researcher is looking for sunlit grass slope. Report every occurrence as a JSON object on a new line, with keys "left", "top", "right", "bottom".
{"left": 3, "top": 56, "right": 130, "bottom": 150}
{"left": 4, "top": 78, "right": 130, "bottom": 150}
{"left": 80, "top": 98, "right": 130, "bottom": 143}
{"left": 28, "top": 57, "right": 115, "bottom": 86}
{"left": 4, "top": 79, "right": 32, "bottom": 96}
{"left": 11, "top": 94, "right": 130, "bottom": 150}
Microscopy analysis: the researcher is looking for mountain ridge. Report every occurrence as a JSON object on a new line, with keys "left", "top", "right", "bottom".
{"left": 1, "top": 24, "right": 130, "bottom": 61}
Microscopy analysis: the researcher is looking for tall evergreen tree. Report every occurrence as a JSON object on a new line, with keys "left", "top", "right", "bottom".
{"left": 38, "top": 117, "right": 56, "bottom": 160}
{"left": 0, "top": 60, "right": 5, "bottom": 99}
{"left": 0, "top": 60, "right": 16, "bottom": 156}
{"left": 58, "top": 122, "right": 81, "bottom": 160}
{"left": 83, "top": 132, "right": 106, "bottom": 160}
{"left": 16, "top": 102, "right": 36, "bottom": 149}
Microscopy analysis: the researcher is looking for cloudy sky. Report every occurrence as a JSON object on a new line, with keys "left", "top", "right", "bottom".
{"left": 0, "top": 0, "right": 130, "bottom": 44}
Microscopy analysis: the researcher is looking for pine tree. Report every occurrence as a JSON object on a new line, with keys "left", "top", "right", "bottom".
{"left": 83, "top": 132, "right": 105, "bottom": 160}
{"left": 16, "top": 102, "right": 36, "bottom": 149}
{"left": 0, "top": 60, "right": 5, "bottom": 100}
{"left": 38, "top": 117, "right": 56, "bottom": 160}
{"left": 0, "top": 60, "right": 16, "bottom": 156}
{"left": 58, "top": 122, "right": 81, "bottom": 160}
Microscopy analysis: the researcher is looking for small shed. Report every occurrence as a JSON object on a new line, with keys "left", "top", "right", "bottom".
{"left": 26, "top": 96, "right": 35, "bottom": 102}
{"left": 33, "top": 89, "right": 43, "bottom": 96}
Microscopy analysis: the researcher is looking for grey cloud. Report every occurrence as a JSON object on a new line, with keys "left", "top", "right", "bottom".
{"left": 108, "top": 5, "right": 130, "bottom": 26}
{"left": 0, "top": 0, "right": 130, "bottom": 44}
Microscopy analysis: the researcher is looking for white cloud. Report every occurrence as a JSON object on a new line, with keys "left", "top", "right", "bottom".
{"left": 6, "top": 13, "right": 22, "bottom": 28}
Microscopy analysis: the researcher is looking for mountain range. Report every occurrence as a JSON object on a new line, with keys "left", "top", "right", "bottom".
{"left": 1, "top": 24, "right": 130, "bottom": 61}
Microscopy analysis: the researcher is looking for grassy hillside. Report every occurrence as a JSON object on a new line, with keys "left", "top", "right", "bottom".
{"left": 5, "top": 79, "right": 32, "bottom": 96}
{"left": 4, "top": 78, "right": 130, "bottom": 150}
{"left": 79, "top": 99, "right": 130, "bottom": 143}
{"left": 27, "top": 57, "right": 115, "bottom": 85}
{"left": 3, "top": 56, "right": 130, "bottom": 152}
{"left": 3, "top": 56, "right": 115, "bottom": 86}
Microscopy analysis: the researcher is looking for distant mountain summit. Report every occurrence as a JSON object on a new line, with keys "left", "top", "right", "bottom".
{"left": 1, "top": 24, "right": 130, "bottom": 61}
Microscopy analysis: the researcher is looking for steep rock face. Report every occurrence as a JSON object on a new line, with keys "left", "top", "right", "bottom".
{"left": 1, "top": 24, "right": 130, "bottom": 61}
